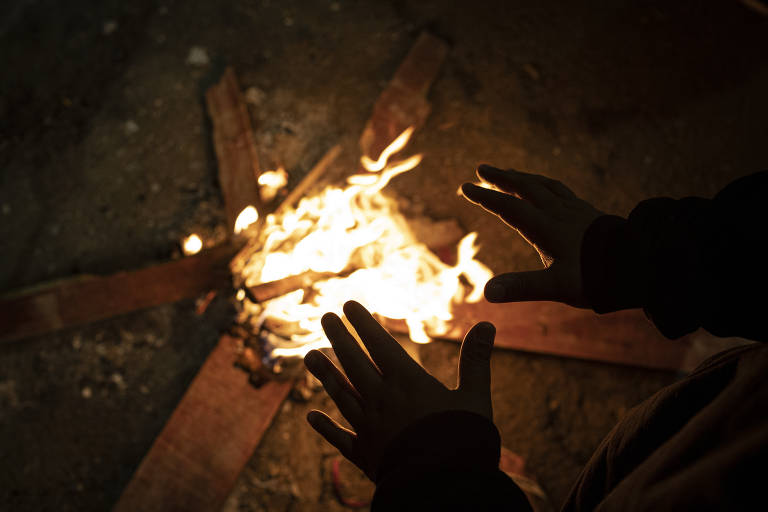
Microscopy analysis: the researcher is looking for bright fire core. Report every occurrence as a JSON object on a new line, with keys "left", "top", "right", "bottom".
{"left": 236, "top": 127, "right": 492, "bottom": 358}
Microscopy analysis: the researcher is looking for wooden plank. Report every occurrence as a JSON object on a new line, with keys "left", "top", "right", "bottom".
{"left": 440, "top": 301, "right": 745, "bottom": 372}
{"left": 113, "top": 335, "right": 292, "bottom": 512}
{"left": 0, "top": 245, "right": 235, "bottom": 344}
{"left": 206, "top": 67, "right": 263, "bottom": 233}
{"left": 359, "top": 32, "right": 449, "bottom": 162}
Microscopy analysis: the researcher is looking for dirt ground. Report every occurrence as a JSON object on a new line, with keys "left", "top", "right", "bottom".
{"left": 1, "top": 1, "right": 767, "bottom": 510}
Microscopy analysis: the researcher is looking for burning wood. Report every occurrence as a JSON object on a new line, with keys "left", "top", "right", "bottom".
{"left": 243, "top": 270, "right": 340, "bottom": 303}
{"left": 206, "top": 67, "right": 264, "bottom": 233}
{"left": 233, "top": 125, "right": 493, "bottom": 358}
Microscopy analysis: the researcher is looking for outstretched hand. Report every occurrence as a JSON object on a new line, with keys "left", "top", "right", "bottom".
{"left": 461, "top": 164, "right": 604, "bottom": 307}
{"left": 304, "top": 300, "right": 496, "bottom": 481}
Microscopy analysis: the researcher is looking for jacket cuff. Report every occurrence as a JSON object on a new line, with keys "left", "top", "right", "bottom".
{"left": 581, "top": 215, "right": 646, "bottom": 313}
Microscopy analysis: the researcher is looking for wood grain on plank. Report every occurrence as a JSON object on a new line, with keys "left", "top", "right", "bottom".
{"left": 113, "top": 335, "right": 292, "bottom": 512}
{"left": 206, "top": 67, "right": 263, "bottom": 232}
{"left": 0, "top": 245, "right": 235, "bottom": 344}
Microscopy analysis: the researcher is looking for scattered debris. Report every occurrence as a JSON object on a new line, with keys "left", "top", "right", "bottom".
{"left": 103, "top": 20, "right": 118, "bottom": 35}
{"left": 523, "top": 62, "right": 541, "bottom": 81}
{"left": 124, "top": 120, "right": 139, "bottom": 135}
{"left": 186, "top": 46, "right": 210, "bottom": 67}
{"left": 244, "top": 86, "right": 266, "bottom": 106}
{"left": 194, "top": 290, "right": 218, "bottom": 315}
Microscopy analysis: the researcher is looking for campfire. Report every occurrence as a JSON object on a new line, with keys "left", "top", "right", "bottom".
{"left": 228, "top": 127, "right": 492, "bottom": 363}
{"left": 0, "top": 30, "right": 730, "bottom": 512}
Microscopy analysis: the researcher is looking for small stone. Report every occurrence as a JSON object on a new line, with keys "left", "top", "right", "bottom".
{"left": 81, "top": 386, "right": 93, "bottom": 399}
{"left": 71, "top": 335, "right": 82, "bottom": 351}
{"left": 1, "top": 204, "right": 10, "bottom": 215}
{"left": 103, "top": 20, "right": 118, "bottom": 35}
{"left": 110, "top": 372, "right": 127, "bottom": 391}
{"left": 283, "top": 16, "right": 294, "bottom": 27}
{"left": 244, "top": 87, "right": 266, "bottom": 106}
{"left": 124, "top": 120, "right": 139, "bottom": 135}
{"left": 150, "top": 182, "right": 161, "bottom": 194}
{"left": 186, "top": 46, "right": 210, "bottom": 67}
{"left": 139, "top": 385, "right": 150, "bottom": 395}
{"left": 523, "top": 62, "right": 541, "bottom": 81}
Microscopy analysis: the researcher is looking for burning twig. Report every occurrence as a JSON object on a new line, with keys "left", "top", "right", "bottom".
{"left": 242, "top": 270, "right": 343, "bottom": 304}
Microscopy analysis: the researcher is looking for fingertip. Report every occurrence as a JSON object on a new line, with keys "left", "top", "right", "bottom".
{"left": 461, "top": 182, "right": 481, "bottom": 200}
{"left": 306, "top": 410, "right": 322, "bottom": 427}
{"left": 342, "top": 300, "right": 364, "bottom": 316}
{"left": 304, "top": 349, "right": 323, "bottom": 369}
{"left": 475, "top": 321, "right": 496, "bottom": 341}
{"left": 484, "top": 280, "right": 506, "bottom": 302}
{"left": 321, "top": 312, "right": 340, "bottom": 328}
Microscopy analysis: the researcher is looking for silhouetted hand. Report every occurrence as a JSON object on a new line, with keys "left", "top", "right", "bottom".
{"left": 461, "top": 164, "right": 604, "bottom": 307}
{"left": 304, "top": 300, "right": 496, "bottom": 481}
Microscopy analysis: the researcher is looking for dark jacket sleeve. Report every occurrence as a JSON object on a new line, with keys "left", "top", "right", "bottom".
{"left": 581, "top": 170, "right": 768, "bottom": 341}
{"left": 371, "top": 410, "right": 532, "bottom": 511}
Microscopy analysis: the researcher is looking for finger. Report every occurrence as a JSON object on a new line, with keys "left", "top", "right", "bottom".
{"left": 304, "top": 350, "right": 365, "bottom": 428}
{"left": 484, "top": 269, "right": 559, "bottom": 303}
{"left": 461, "top": 183, "right": 549, "bottom": 244}
{"left": 458, "top": 322, "right": 495, "bottom": 398}
{"left": 307, "top": 410, "right": 360, "bottom": 466}
{"left": 321, "top": 312, "right": 381, "bottom": 398}
{"left": 476, "top": 165, "right": 557, "bottom": 207}
{"left": 342, "top": 301, "right": 416, "bottom": 376}
{"left": 478, "top": 164, "right": 578, "bottom": 201}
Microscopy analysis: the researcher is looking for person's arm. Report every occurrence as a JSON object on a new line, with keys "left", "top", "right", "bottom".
{"left": 303, "top": 301, "right": 532, "bottom": 511}
{"left": 462, "top": 167, "right": 768, "bottom": 342}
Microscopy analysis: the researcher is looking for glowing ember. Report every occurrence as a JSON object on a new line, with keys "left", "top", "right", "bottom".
{"left": 258, "top": 167, "right": 289, "bottom": 202}
{"left": 182, "top": 234, "right": 203, "bottom": 255}
{"left": 237, "top": 127, "right": 492, "bottom": 358}
{"left": 234, "top": 205, "right": 259, "bottom": 234}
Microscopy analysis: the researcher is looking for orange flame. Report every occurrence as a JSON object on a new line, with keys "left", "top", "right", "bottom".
{"left": 238, "top": 127, "right": 492, "bottom": 357}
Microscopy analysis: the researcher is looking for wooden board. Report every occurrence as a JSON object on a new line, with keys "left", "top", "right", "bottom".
{"left": 442, "top": 301, "right": 745, "bottom": 372}
{"left": 113, "top": 335, "right": 292, "bottom": 512}
{"left": 206, "top": 67, "right": 263, "bottom": 232}
{"left": 0, "top": 245, "right": 235, "bottom": 344}
{"left": 359, "top": 31, "right": 448, "bottom": 161}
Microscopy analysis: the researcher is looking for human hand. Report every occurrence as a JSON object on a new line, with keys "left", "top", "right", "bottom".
{"left": 304, "top": 300, "right": 496, "bottom": 481}
{"left": 461, "top": 164, "right": 604, "bottom": 307}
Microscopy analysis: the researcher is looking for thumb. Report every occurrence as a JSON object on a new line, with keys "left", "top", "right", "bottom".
{"left": 484, "top": 269, "right": 558, "bottom": 303}
{"left": 458, "top": 322, "right": 495, "bottom": 397}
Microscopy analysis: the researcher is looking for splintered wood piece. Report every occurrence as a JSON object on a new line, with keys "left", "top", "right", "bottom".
{"left": 229, "top": 144, "right": 343, "bottom": 277}
{"left": 384, "top": 300, "right": 746, "bottom": 372}
{"left": 113, "top": 334, "right": 292, "bottom": 512}
{"left": 359, "top": 31, "right": 449, "bottom": 161}
{"left": 206, "top": 67, "right": 263, "bottom": 233}
{"left": 0, "top": 245, "right": 235, "bottom": 344}
{"left": 276, "top": 144, "right": 342, "bottom": 217}
{"left": 244, "top": 270, "right": 338, "bottom": 303}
